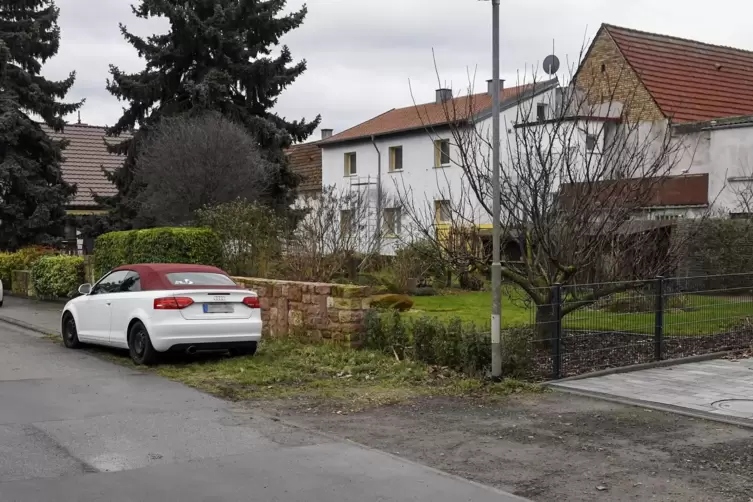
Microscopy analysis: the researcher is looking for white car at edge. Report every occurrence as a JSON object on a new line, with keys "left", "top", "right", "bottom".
{"left": 61, "top": 263, "right": 262, "bottom": 365}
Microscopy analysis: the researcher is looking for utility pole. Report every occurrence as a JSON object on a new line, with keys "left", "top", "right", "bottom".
{"left": 490, "top": 0, "right": 503, "bottom": 380}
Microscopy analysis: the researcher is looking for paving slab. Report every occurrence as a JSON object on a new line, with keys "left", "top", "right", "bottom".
{"left": 552, "top": 357, "right": 753, "bottom": 426}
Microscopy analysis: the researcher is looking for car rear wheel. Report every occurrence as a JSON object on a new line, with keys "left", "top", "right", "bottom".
{"left": 62, "top": 313, "right": 81, "bottom": 349}
{"left": 230, "top": 342, "right": 258, "bottom": 357}
{"left": 129, "top": 321, "right": 159, "bottom": 366}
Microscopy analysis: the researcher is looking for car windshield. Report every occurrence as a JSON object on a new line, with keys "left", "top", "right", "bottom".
{"left": 165, "top": 272, "right": 236, "bottom": 286}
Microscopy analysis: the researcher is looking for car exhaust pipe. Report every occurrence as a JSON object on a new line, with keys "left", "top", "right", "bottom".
{"left": 185, "top": 345, "right": 197, "bottom": 355}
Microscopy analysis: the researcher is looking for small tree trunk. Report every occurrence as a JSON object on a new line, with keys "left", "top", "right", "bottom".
{"left": 534, "top": 302, "right": 557, "bottom": 350}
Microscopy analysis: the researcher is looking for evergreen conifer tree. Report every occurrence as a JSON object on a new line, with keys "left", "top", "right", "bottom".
{"left": 0, "top": 0, "right": 81, "bottom": 249}
{"left": 95, "top": 0, "right": 319, "bottom": 231}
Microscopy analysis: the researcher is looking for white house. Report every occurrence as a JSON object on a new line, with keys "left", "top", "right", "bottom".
{"left": 546, "top": 23, "right": 753, "bottom": 221}
{"left": 317, "top": 78, "right": 559, "bottom": 254}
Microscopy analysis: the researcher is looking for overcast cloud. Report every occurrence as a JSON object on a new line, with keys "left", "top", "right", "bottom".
{"left": 48, "top": 0, "right": 752, "bottom": 140}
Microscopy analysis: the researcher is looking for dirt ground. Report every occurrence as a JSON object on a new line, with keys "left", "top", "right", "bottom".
{"left": 254, "top": 390, "right": 753, "bottom": 501}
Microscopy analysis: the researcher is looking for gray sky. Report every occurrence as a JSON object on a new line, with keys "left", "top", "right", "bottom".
{"left": 48, "top": 0, "right": 752, "bottom": 140}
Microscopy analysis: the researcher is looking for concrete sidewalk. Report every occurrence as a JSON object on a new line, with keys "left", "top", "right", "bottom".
{"left": 552, "top": 357, "right": 753, "bottom": 428}
{"left": 0, "top": 295, "right": 62, "bottom": 334}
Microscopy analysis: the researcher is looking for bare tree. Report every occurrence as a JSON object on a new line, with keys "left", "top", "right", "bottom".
{"left": 398, "top": 48, "right": 703, "bottom": 341}
{"left": 728, "top": 156, "right": 753, "bottom": 215}
{"left": 280, "top": 185, "right": 390, "bottom": 283}
{"left": 134, "top": 112, "right": 273, "bottom": 225}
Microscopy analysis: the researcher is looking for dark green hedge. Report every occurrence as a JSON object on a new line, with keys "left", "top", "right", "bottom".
{"left": 94, "top": 227, "right": 222, "bottom": 278}
{"left": 31, "top": 255, "right": 85, "bottom": 299}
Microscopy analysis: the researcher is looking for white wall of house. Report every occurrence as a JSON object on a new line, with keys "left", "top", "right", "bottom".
{"left": 669, "top": 124, "right": 753, "bottom": 215}
{"left": 320, "top": 87, "right": 559, "bottom": 255}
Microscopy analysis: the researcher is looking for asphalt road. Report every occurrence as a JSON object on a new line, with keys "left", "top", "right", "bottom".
{"left": 0, "top": 318, "right": 525, "bottom": 502}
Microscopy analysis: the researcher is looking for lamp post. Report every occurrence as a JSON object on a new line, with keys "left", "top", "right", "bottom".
{"left": 488, "top": 0, "right": 502, "bottom": 380}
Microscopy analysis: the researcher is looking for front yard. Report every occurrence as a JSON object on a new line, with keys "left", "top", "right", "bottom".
{"left": 409, "top": 289, "right": 753, "bottom": 336}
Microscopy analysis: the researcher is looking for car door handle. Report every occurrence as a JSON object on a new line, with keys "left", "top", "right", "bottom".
{"left": 106, "top": 301, "right": 112, "bottom": 305}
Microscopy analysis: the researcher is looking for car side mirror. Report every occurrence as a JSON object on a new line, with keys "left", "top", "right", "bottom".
{"left": 78, "top": 283, "right": 92, "bottom": 295}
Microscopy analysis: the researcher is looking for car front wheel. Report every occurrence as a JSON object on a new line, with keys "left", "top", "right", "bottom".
{"left": 128, "top": 321, "right": 159, "bottom": 366}
{"left": 62, "top": 313, "right": 81, "bottom": 349}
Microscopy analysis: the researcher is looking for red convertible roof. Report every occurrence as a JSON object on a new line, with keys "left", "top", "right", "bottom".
{"left": 112, "top": 263, "right": 240, "bottom": 291}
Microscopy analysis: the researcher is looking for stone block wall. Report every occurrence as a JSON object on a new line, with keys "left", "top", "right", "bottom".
{"left": 232, "top": 277, "right": 372, "bottom": 345}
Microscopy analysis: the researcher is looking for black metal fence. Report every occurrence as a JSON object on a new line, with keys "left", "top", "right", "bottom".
{"left": 524, "top": 273, "right": 753, "bottom": 380}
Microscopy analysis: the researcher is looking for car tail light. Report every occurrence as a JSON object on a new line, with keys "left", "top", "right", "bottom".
{"left": 243, "top": 296, "right": 260, "bottom": 308}
{"left": 154, "top": 297, "right": 194, "bottom": 310}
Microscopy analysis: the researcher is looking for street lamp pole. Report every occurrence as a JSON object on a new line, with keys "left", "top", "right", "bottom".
{"left": 490, "top": 0, "right": 502, "bottom": 380}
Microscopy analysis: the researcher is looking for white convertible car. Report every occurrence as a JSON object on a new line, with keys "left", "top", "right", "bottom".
{"left": 61, "top": 263, "right": 262, "bottom": 365}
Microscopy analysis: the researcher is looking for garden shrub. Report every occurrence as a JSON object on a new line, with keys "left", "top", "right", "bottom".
{"left": 383, "top": 310, "right": 410, "bottom": 359}
{"left": 601, "top": 291, "right": 688, "bottom": 313}
{"left": 0, "top": 252, "right": 15, "bottom": 288}
{"left": 0, "top": 246, "right": 56, "bottom": 289}
{"left": 500, "top": 327, "right": 535, "bottom": 378}
{"left": 364, "top": 311, "right": 505, "bottom": 377}
{"left": 94, "top": 227, "right": 222, "bottom": 278}
{"left": 370, "top": 294, "right": 414, "bottom": 311}
{"left": 31, "top": 255, "right": 85, "bottom": 299}
{"left": 196, "top": 200, "right": 283, "bottom": 277}
{"left": 363, "top": 310, "right": 387, "bottom": 352}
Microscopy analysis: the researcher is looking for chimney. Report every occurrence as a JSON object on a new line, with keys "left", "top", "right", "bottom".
{"left": 321, "top": 128, "right": 333, "bottom": 140}
{"left": 487, "top": 79, "right": 505, "bottom": 96}
{"left": 435, "top": 88, "right": 452, "bottom": 104}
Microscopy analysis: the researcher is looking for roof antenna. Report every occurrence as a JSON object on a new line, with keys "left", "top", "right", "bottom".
{"left": 77, "top": 111, "right": 81, "bottom": 124}
{"left": 543, "top": 39, "right": 560, "bottom": 77}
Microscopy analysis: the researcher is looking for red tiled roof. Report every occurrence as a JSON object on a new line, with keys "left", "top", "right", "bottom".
{"left": 603, "top": 24, "right": 753, "bottom": 123}
{"left": 320, "top": 79, "right": 559, "bottom": 145}
{"left": 285, "top": 141, "right": 322, "bottom": 193}
{"left": 41, "top": 124, "right": 129, "bottom": 208}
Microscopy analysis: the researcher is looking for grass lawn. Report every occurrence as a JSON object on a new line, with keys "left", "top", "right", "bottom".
{"left": 407, "top": 289, "right": 530, "bottom": 328}
{"left": 409, "top": 290, "right": 753, "bottom": 336}
{"left": 66, "top": 337, "right": 541, "bottom": 410}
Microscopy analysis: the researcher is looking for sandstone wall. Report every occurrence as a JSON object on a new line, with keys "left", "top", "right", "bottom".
{"left": 233, "top": 277, "right": 372, "bottom": 345}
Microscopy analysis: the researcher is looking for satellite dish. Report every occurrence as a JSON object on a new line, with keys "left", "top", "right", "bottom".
{"left": 543, "top": 54, "right": 560, "bottom": 75}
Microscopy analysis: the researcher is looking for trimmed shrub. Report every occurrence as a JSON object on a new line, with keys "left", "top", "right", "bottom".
{"left": 94, "top": 227, "right": 222, "bottom": 278}
{"left": 364, "top": 311, "right": 507, "bottom": 377}
{"left": 0, "top": 246, "right": 56, "bottom": 289}
{"left": 0, "top": 252, "right": 16, "bottom": 288}
{"left": 370, "top": 294, "right": 414, "bottom": 311}
{"left": 31, "top": 255, "right": 85, "bottom": 299}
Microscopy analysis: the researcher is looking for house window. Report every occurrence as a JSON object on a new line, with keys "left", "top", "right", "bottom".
{"left": 537, "top": 103, "right": 547, "bottom": 122}
{"left": 340, "top": 209, "right": 355, "bottom": 234}
{"left": 384, "top": 207, "right": 402, "bottom": 235}
{"left": 434, "top": 139, "right": 450, "bottom": 167}
{"left": 435, "top": 200, "right": 451, "bottom": 223}
{"left": 344, "top": 152, "right": 357, "bottom": 176}
{"left": 389, "top": 146, "right": 403, "bottom": 172}
{"left": 585, "top": 134, "right": 597, "bottom": 152}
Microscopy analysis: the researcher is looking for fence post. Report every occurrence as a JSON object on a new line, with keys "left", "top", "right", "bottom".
{"left": 654, "top": 276, "right": 664, "bottom": 361}
{"left": 552, "top": 283, "right": 563, "bottom": 379}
